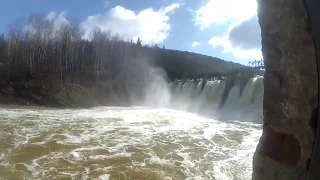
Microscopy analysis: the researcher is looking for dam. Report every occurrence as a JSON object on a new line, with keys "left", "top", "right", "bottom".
{"left": 168, "top": 75, "right": 264, "bottom": 123}
{"left": 0, "top": 72, "right": 264, "bottom": 179}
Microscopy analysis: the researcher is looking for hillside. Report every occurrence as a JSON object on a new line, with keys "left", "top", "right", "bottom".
{"left": 145, "top": 48, "right": 244, "bottom": 79}
{"left": 0, "top": 18, "right": 245, "bottom": 107}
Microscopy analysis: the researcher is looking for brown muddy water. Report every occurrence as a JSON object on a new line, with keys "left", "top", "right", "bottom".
{"left": 0, "top": 106, "right": 261, "bottom": 180}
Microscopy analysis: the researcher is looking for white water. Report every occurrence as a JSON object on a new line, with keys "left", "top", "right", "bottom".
{"left": 0, "top": 75, "right": 264, "bottom": 180}
{"left": 0, "top": 107, "right": 261, "bottom": 180}
{"left": 221, "top": 76, "right": 264, "bottom": 122}
{"left": 168, "top": 76, "right": 263, "bottom": 123}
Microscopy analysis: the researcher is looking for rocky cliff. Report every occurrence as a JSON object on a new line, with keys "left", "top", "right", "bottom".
{"left": 253, "top": 0, "right": 318, "bottom": 179}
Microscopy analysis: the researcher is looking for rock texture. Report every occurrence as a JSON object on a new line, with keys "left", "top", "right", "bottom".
{"left": 253, "top": 0, "right": 318, "bottom": 179}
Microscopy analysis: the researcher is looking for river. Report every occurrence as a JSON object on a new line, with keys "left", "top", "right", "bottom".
{"left": 0, "top": 76, "right": 263, "bottom": 180}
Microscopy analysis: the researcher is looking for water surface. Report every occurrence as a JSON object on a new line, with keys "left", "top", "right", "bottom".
{"left": 0, "top": 106, "right": 261, "bottom": 180}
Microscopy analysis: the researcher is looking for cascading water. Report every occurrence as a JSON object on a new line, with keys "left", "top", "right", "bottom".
{"left": 170, "top": 80, "right": 203, "bottom": 111}
{"left": 169, "top": 76, "right": 264, "bottom": 123}
{"left": 0, "top": 72, "right": 264, "bottom": 180}
{"left": 221, "top": 76, "right": 264, "bottom": 122}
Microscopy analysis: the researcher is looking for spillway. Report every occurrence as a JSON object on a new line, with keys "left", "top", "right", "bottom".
{"left": 168, "top": 76, "right": 264, "bottom": 123}
{"left": 0, "top": 75, "right": 263, "bottom": 180}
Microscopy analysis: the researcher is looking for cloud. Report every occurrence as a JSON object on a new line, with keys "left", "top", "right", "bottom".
{"left": 194, "top": 0, "right": 261, "bottom": 60}
{"left": 209, "top": 16, "right": 262, "bottom": 59}
{"left": 46, "top": 12, "right": 56, "bottom": 21}
{"left": 23, "top": 11, "right": 70, "bottom": 37}
{"left": 161, "top": 3, "right": 180, "bottom": 14}
{"left": 81, "top": 3, "right": 180, "bottom": 44}
{"left": 194, "top": 0, "right": 257, "bottom": 29}
{"left": 192, "top": 41, "right": 200, "bottom": 47}
{"left": 104, "top": 1, "right": 109, "bottom": 8}
{"left": 228, "top": 16, "right": 261, "bottom": 50}
{"left": 45, "top": 11, "right": 70, "bottom": 29}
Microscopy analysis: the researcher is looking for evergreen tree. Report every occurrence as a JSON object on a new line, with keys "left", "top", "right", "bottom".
{"left": 136, "top": 37, "right": 142, "bottom": 48}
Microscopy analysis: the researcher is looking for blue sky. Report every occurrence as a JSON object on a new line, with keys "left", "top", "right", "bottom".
{"left": 0, "top": 0, "right": 262, "bottom": 65}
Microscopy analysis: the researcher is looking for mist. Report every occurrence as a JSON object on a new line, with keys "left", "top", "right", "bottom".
{"left": 131, "top": 62, "right": 264, "bottom": 124}
{"left": 143, "top": 67, "right": 172, "bottom": 108}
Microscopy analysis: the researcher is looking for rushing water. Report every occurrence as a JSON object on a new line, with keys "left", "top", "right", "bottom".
{"left": 169, "top": 76, "right": 263, "bottom": 123}
{"left": 0, "top": 106, "right": 261, "bottom": 180}
{"left": 0, "top": 76, "right": 263, "bottom": 180}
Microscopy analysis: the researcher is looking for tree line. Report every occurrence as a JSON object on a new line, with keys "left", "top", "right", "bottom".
{"left": 0, "top": 21, "right": 141, "bottom": 85}
{"left": 0, "top": 15, "right": 244, "bottom": 87}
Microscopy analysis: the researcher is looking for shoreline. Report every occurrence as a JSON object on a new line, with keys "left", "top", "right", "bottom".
{"left": 0, "top": 80, "right": 132, "bottom": 109}
{"left": 0, "top": 92, "right": 132, "bottom": 110}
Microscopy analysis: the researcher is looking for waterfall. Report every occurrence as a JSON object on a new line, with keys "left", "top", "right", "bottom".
{"left": 168, "top": 76, "right": 264, "bottom": 123}
{"left": 170, "top": 80, "right": 203, "bottom": 111}
{"left": 220, "top": 76, "right": 263, "bottom": 122}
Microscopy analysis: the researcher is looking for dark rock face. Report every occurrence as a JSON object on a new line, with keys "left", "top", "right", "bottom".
{"left": 253, "top": 0, "right": 318, "bottom": 179}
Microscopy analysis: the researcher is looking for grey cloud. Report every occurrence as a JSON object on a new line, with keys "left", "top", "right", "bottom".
{"left": 228, "top": 15, "right": 261, "bottom": 50}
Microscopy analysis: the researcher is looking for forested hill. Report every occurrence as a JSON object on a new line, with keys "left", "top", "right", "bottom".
{"left": 0, "top": 31, "right": 244, "bottom": 83}
{"left": 143, "top": 47, "right": 244, "bottom": 79}
{"left": 0, "top": 18, "right": 244, "bottom": 107}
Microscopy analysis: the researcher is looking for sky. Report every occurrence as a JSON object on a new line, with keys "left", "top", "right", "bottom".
{"left": 0, "top": 0, "right": 262, "bottom": 65}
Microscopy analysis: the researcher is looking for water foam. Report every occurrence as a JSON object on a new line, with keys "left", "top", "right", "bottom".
{"left": 168, "top": 76, "right": 264, "bottom": 123}
{"left": 0, "top": 106, "right": 261, "bottom": 179}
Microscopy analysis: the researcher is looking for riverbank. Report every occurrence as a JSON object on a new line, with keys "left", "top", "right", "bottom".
{"left": 0, "top": 78, "right": 130, "bottom": 108}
